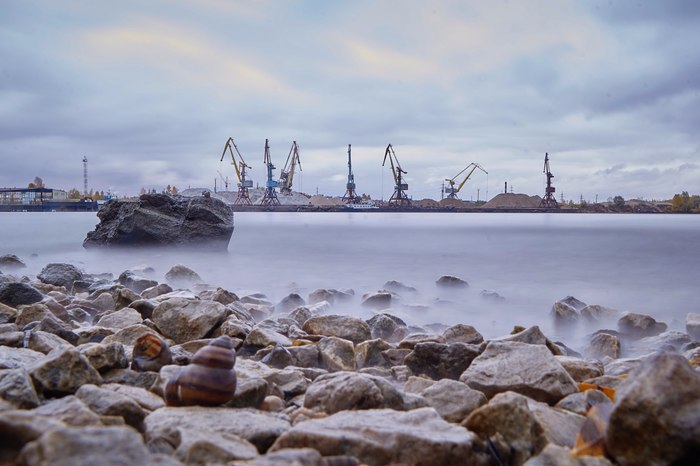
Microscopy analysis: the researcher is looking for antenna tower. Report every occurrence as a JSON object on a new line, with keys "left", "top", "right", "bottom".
{"left": 342, "top": 144, "right": 360, "bottom": 203}
{"left": 82, "top": 156, "right": 88, "bottom": 197}
{"left": 539, "top": 152, "right": 559, "bottom": 209}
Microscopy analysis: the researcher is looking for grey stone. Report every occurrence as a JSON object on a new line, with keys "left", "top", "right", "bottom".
{"left": 355, "top": 338, "right": 392, "bottom": 369}
{"left": 0, "top": 282, "right": 44, "bottom": 307}
{"left": 37, "top": 263, "right": 84, "bottom": 289}
{"left": 398, "top": 333, "right": 446, "bottom": 350}
{"left": 303, "top": 371, "right": 404, "bottom": 414}
{"left": 165, "top": 264, "right": 203, "bottom": 287}
{"left": 118, "top": 271, "right": 159, "bottom": 294}
{"left": 405, "top": 341, "right": 480, "bottom": 380}
{"left": 96, "top": 307, "right": 143, "bottom": 329}
{"left": 246, "top": 326, "right": 292, "bottom": 348}
{"left": 360, "top": 291, "right": 393, "bottom": 310}
{"left": 366, "top": 313, "right": 407, "bottom": 342}
{"left": 0, "top": 368, "right": 40, "bottom": 408}
{"left": 523, "top": 443, "right": 613, "bottom": 466}
{"left": 580, "top": 304, "right": 619, "bottom": 324}
{"left": 31, "top": 395, "right": 104, "bottom": 426}
{"left": 421, "top": 379, "right": 487, "bottom": 423}
{"left": 318, "top": 336, "right": 355, "bottom": 371}
{"left": 555, "top": 389, "right": 612, "bottom": 416}
{"left": 0, "top": 346, "right": 44, "bottom": 370}
{"left": 586, "top": 332, "right": 621, "bottom": 359}
{"left": 152, "top": 298, "right": 228, "bottom": 344}
{"left": 76, "top": 384, "right": 149, "bottom": 429}
{"left": 551, "top": 301, "right": 579, "bottom": 325}
{"left": 442, "top": 323, "right": 484, "bottom": 345}
{"left": 617, "top": 312, "right": 667, "bottom": 339}
{"left": 141, "top": 283, "right": 174, "bottom": 299}
{"left": 28, "top": 347, "right": 102, "bottom": 395}
{"left": 302, "top": 314, "right": 371, "bottom": 344}
{"left": 555, "top": 356, "right": 604, "bottom": 382}
{"left": 0, "top": 254, "right": 26, "bottom": 271}
{"left": 435, "top": 275, "right": 469, "bottom": 288}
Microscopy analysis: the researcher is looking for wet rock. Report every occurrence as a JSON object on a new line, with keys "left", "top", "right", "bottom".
{"left": 76, "top": 384, "right": 148, "bottom": 429}
{"left": 404, "top": 375, "right": 436, "bottom": 394}
{"left": 435, "top": 275, "right": 469, "bottom": 289}
{"left": 405, "top": 341, "right": 480, "bottom": 380}
{"left": 318, "top": 336, "right": 356, "bottom": 371}
{"left": 0, "top": 254, "right": 26, "bottom": 271}
{"left": 288, "top": 344, "right": 321, "bottom": 369}
{"left": 96, "top": 307, "right": 143, "bottom": 329}
{"left": 102, "top": 368, "right": 159, "bottom": 389}
{"left": 171, "top": 428, "right": 259, "bottom": 463}
{"left": 37, "top": 263, "right": 84, "bottom": 289}
{"left": 0, "top": 346, "right": 44, "bottom": 369}
{"left": 24, "top": 330, "right": 73, "bottom": 354}
{"left": 495, "top": 325, "right": 564, "bottom": 355}
{"left": 271, "top": 407, "right": 490, "bottom": 465}
{"left": 227, "top": 378, "right": 269, "bottom": 409}
{"left": 631, "top": 330, "right": 693, "bottom": 355}
{"left": 360, "top": 291, "right": 393, "bottom": 310}
{"left": 421, "top": 379, "right": 487, "bottom": 423}
{"left": 523, "top": 443, "right": 613, "bottom": 466}
{"left": 202, "top": 286, "right": 239, "bottom": 305}
{"left": 0, "top": 368, "right": 40, "bottom": 408}
{"left": 101, "top": 324, "right": 157, "bottom": 347}
{"left": 15, "top": 303, "right": 51, "bottom": 328}
{"left": 165, "top": 264, "right": 203, "bottom": 287}
{"left": 559, "top": 296, "right": 587, "bottom": 311}
{"left": 0, "top": 410, "right": 66, "bottom": 462}
{"left": 302, "top": 314, "right": 371, "bottom": 344}
{"left": 118, "top": 270, "right": 159, "bottom": 294}
{"left": 551, "top": 300, "right": 579, "bottom": 325}
{"left": 32, "top": 395, "right": 104, "bottom": 426}
{"left": 555, "top": 389, "right": 612, "bottom": 416}
{"left": 0, "top": 282, "right": 44, "bottom": 307}
{"left": 580, "top": 304, "right": 619, "bottom": 324}
{"left": 260, "top": 346, "right": 295, "bottom": 369}
{"left": 480, "top": 289, "right": 505, "bottom": 301}
{"left": 555, "top": 356, "right": 604, "bottom": 382}
{"left": 460, "top": 341, "right": 578, "bottom": 404}
{"left": 397, "top": 333, "right": 446, "bottom": 350}
{"left": 382, "top": 280, "right": 417, "bottom": 294}
{"left": 380, "top": 348, "right": 411, "bottom": 366}
{"left": 83, "top": 193, "right": 234, "bottom": 250}
{"left": 144, "top": 406, "right": 290, "bottom": 453}
{"left": 245, "top": 327, "right": 292, "bottom": 348}
{"left": 152, "top": 297, "right": 227, "bottom": 344}
{"left": 266, "top": 369, "right": 309, "bottom": 400}
{"left": 141, "top": 283, "right": 174, "bottom": 299}
{"left": 90, "top": 292, "right": 116, "bottom": 312}
{"left": 442, "top": 323, "right": 484, "bottom": 345}
{"left": 366, "top": 313, "right": 407, "bottom": 342}
{"left": 28, "top": 347, "right": 102, "bottom": 396}
{"left": 617, "top": 312, "right": 667, "bottom": 339}
{"left": 79, "top": 342, "right": 129, "bottom": 373}
{"left": 276, "top": 293, "right": 306, "bottom": 313}
{"left": 304, "top": 371, "right": 404, "bottom": 413}
{"left": 606, "top": 352, "right": 700, "bottom": 466}
{"left": 0, "top": 302, "right": 17, "bottom": 324}
{"left": 217, "top": 317, "right": 253, "bottom": 340}
{"left": 585, "top": 332, "right": 621, "bottom": 359}
{"left": 355, "top": 338, "right": 392, "bottom": 369}
{"left": 101, "top": 383, "right": 165, "bottom": 411}
{"left": 687, "top": 312, "right": 700, "bottom": 340}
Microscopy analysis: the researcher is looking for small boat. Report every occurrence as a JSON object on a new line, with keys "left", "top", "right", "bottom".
{"left": 344, "top": 200, "right": 378, "bottom": 210}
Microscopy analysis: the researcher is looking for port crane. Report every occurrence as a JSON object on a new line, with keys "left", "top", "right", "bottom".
{"left": 443, "top": 163, "right": 488, "bottom": 199}
{"left": 278, "top": 141, "right": 302, "bottom": 195}
{"left": 220, "top": 137, "right": 253, "bottom": 205}
{"left": 342, "top": 144, "right": 360, "bottom": 203}
{"left": 216, "top": 171, "right": 230, "bottom": 191}
{"left": 539, "top": 152, "right": 559, "bottom": 209}
{"left": 382, "top": 144, "right": 411, "bottom": 207}
{"left": 260, "top": 139, "right": 280, "bottom": 206}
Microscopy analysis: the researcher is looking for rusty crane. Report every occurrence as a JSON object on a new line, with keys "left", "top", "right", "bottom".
{"left": 382, "top": 144, "right": 411, "bottom": 207}
{"left": 539, "top": 152, "right": 559, "bottom": 209}
{"left": 220, "top": 137, "right": 253, "bottom": 205}
{"left": 443, "top": 163, "right": 488, "bottom": 199}
{"left": 279, "top": 141, "right": 302, "bottom": 195}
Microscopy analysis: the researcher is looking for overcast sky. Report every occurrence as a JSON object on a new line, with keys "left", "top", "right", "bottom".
{"left": 1, "top": 1, "right": 699, "bottom": 201}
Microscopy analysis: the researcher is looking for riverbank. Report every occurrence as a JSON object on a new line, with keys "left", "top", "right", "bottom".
{"left": 1, "top": 259, "right": 698, "bottom": 465}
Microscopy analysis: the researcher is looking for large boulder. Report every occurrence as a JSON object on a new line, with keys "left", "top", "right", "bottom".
{"left": 617, "top": 312, "right": 667, "bottom": 339}
{"left": 83, "top": 193, "right": 234, "bottom": 249}
{"left": 302, "top": 315, "right": 371, "bottom": 344}
{"left": 0, "top": 283, "right": 44, "bottom": 308}
{"left": 37, "top": 263, "right": 84, "bottom": 290}
{"left": 151, "top": 298, "right": 228, "bottom": 344}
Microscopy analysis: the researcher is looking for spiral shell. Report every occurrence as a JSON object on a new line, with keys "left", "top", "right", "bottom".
{"left": 164, "top": 335, "right": 237, "bottom": 407}
{"left": 132, "top": 333, "right": 172, "bottom": 372}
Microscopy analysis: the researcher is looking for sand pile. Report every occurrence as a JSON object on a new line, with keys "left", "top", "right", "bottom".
{"left": 183, "top": 188, "right": 310, "bottom": 206}
{"left": 309, "top": 195, "right": 344, "bottom": 206}
{"left": 438, "top": 198, "right": 465, "bottom": 209}
{"left": 414, "top": 199, "right": 440, "bottom": 208}
{"left": 481, "top": 193, "right": 543, "bottom": 209}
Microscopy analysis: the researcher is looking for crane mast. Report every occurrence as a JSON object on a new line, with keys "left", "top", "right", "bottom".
{"left": 382, "top": 144, "right": 411, "bottom": 207}
{"left": 220, "top": 137, "right": 253, "bottom": 205}
{"left": 260, "top": 139, "right": 280, "bottom": 206}
{"left": 342, "top": 144, "right": 360, "bottom": 203}
{"left": 443, "top": 163, "right": 488, "bottom": 199}
{"left": 539, "top": 152, "right": 559, "bottom": 209}
{"left": 279, "top": 141, "right": 302, "bottom": 195}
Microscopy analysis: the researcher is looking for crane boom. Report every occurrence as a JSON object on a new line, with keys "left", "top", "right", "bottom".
{"left": 279, "top": 141, "right": 302, "bottom": 194}
{"left": 342, "top": 144, "right": 360, "bottom": 203}
{"left": 382, "top": 144, "right": 411, "bottom": 206}
{"left": 443, "top": 163, "right": 487, "bottom": 199}
{"left": 219, "top": 137, "right": 253, "bottom": 205}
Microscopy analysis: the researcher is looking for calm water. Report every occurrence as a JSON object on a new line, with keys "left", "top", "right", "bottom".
{"left": 1, "top": 212, "right": 698, "bottom": 349}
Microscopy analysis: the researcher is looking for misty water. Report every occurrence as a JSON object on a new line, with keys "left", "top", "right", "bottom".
{"left": 1, "top": 212, "right": 698, "bottom": 352}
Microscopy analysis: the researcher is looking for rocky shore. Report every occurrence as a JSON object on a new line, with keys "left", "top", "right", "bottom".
{"left": 1, "top": 257, "right": 699, "bottom": 465}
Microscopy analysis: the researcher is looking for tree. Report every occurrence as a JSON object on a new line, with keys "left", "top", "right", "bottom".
{"left": 139, "top": 187, "right": 147, "bottom": 196}
{"left": 671, "top": 191, "right": 696, "bottom": 213}
{"left": 67, "top": 188, "right": 81, "bottom": 199}
{"left": 613, "top": 196, "right": 625, "bottom": 208}
{"left": 27, "top": 176, "right": 45, "bottom": 189}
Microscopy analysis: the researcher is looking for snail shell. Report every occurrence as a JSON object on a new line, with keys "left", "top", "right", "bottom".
{"left": 164, "top": 335, "right": 237, "bottom": 407}
{"left": 132, "top": 333, "right": 172, "bottom": 372}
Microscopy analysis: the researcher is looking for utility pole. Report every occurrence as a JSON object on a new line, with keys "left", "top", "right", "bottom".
{"left": 82, "top": 156, "right": 88, "bottom": 197}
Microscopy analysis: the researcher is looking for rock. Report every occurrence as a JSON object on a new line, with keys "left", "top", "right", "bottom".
{"left": 380, "top": 348, "right": 411, "bottom": 366}
{"left": 242, "top": 448, "right": 323, "bottom": 466}
{"left": 0, "top": 254, "right": 26, "bottom": 271}
{"left": 271, "top": 407, "right": 491, "bottom": 465}
{"left": 523, "top": 443, "right": 613, "bottom": 466}
{"left": 28, "top": 347, "right": 102, "bottom": 396}
{"left": 397, "top": 333, "right": 446, "bottom": 350}
{"left": 0, "top": 368, "right": 40, "bottom": 408}
{"left": 606, "top": 352, "right": 700, "bottom": 466}
{"left": 405, "top": 342, "right": 481, "bottom": 380}
{"left": 31, "top": 395, "right": 104, "bottom": 426}
{"left": 303, "top": 315, "right": 371, "bottom": 344}
{"left": 245, "top": 327, "right": 292, "bottom": 348}
{"left": 260, "top": 346, "right": 294, "bottom": 369}
{"left": 101, "top": 383, "right": 165, "bottom": 411}
{"left": 276, "top": 293, "right": 306, "bottom": 314}
{"left": 144, "top": 406, "right": 290, "bottom": 453}
{"left": 687, "top": 312, "right": 700, "bottom": 340}
{"left": 555, "top": 356, "right": 604, "bottom": 382}
{"left": 37, "top": 263, "right": 84, "bottom": 289}
{"left": 586, "top": 332, "right": 621, "bottom": 359}
{"left": 435, "top": 275, "right": 469, "bottom": 288}
{"left": 227, "top": 378, "right": 269, "bottom": 409}
{"left": 526, "top": 397, "right": 586, "bottom": 448}
{"left": 617, "top": 312, "right": 667, "bottom": 339}
{"left": 318, "top": 336, "right": 356, "bottom": 371}
{"left": 631, "top": 330, "right": 693, "bottom": 356}
{"left": 89, "top": 292, "right": 116, "bottom": 312}
{"left": 551, "top": 300, "right": 579, "bottom": 325}
{"left": 76, "top": 384, "right": 148, "bottom": 429}
{"left": 404, "top": 375, "right": 436, "bottom": 394}
{"left": 0, "top": 282, "right": 44, "bottom": 307}
{"left": 164, "top": 264, "right": 203, "bottom": 287}
{"left": 102, "top": 368, "right": 159, "bottom": 389}
{"left": 355, "top": 339, "right": 392, "bottom": 369}
{"left": 580, "top": 304, "right": 619, "bottom": 324}
{"left": 15, "top": 303, "right": 52, "bottom": 328}
{"left": 460, "top": 341, "right": 578, "bottom": 404}
{"left": 25, "top": 330, "right": 73, "bottom": 354}
{"left": 559, "top": 296, "right": 587, "bottom": 311}
{"left": 360, "top": 291, "right": 393, "bottom": 310}
{"left": 96, "top": 307, "right": 143, "bottom": 329}
{"left": 383, "top": 280, "right": 417, "bottom": 294}
{"left": 304, "top": 371, "right": 404, "bottom": 414}
{"left": 366, "top": 313, "right": 407, "bottom": 342}
{"left": 421, "top": 379, "right": 487, "bottom": 423}
{"left": 480, "top": 289, "right": 505, "bottom": 301}
{"left": 0, "top": 410, "right": 67, "bottom": 462}
{"left": 118, "top": 271, "right": 159, "bottom": 294}
{"left": 128, "top": 299, "right": 158, "bottom": 320}
{"left": 0, "top": 302, "right": 16, "bottom": 324}
{"left": 151, "top": 298, "right": 228, "bottom": 344}
{"left": 18, "top": 425, "right": 174, "bottom": 466}
{"left": 0, "top": 346, "right": 44, "bottom": 369}
{"left": 555, "top": 389, "right": 612, "bottom": 416}
{"left": 171, "top": 428, "right": 259, "bottom": 463}
{"left": 288, "top": 344, "right": 321, "bottom": 369}
{"left": 79, "top": 342, "right": 129, "bottom": 373}
{"left": 102, "top": 324, "right": 158, "bottom": 346}
{"left": 141, "top": 283, "right": 174, "bottom": 299}
{"left": 266, "top": 369, "right": 309, "bottom": 400}
{"left": 442, "top": 324, "right": 484, "bottom": 345}
{"left": 83, "top": 193, "right": 234, "bottom": 250}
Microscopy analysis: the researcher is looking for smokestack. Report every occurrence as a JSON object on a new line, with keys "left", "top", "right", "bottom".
{"left": 504, "top": 182, "right": 507, "bottom": 194}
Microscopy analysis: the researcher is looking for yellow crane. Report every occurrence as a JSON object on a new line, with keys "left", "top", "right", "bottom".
{"left": 279, "top": 141, "right": 302, "bottom": 195}
{"left": 220, "top": 137, "right": 253, "bottom": 205}
{"left": 443, "top": 163, "right": 487, "bottom": 199}
{"left": 382, "top": 144, "right": 411, "bottom": 206}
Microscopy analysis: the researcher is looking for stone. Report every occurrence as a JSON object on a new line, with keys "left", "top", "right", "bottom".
{"left": 555, "top": 389, "right": 612, "bottom": 416}
{"left": 302, "top": 314, "right": 371, "bottom": 344}
{"left": 25, "top": 330, "right": 73, "bottom": 354}
{"left": 405, "top": 341, "right": 481, "bottom": 380}
{"left": 380, "top": 348, "right": 411, "bottom": 366}
{"left": 83, "top": 193, "right": 234, "bottom": 249}
{"left": 366, "top": 313, "right": 407, "bottom": 342}
{"left": 617, "top": 312, "right": 667, "bottom": 339}
{"left": 404, "top": 375, "right": 436, "bottom": 394}
{"left": 90, "top": 292, "right": 116, "bottom": 312}
{"left": 75, "top": 384, "right": 149, "bottom": 429}
{"left": 687, "top": 312, "right": 700, "bottom": 340}
{"left": 151, "top": 297, "right": 228, "bottom": 344}
{"left": 28, "top": 347, "right": 102, "bottom": 395}
{"left": 435, "top": 275, "right": 469, "bottom": 288}
{"left": 526, "top": 397, "right": 586, "bottom": 449}
{"left": 242, "top": 448, "right": 324, "bottom": 466}
{"left": 32, "top": 395, "right": 104, "bottom": 426}
{"left": 276, "top": 293, "right": 306, "bottom": 313}
{"left": 0, "top": 411, "right": 66, "bottom": 463}
{"left": 171, "top": 428, "right": 259, "bottom": 463}
{"left": 631, "top": 330, "right": 693, "bottom": 356}
{"left": 559, "top": 296, "right": 587, "bottom": 311}
{"left": 555, "top": 356, "right": 604, "bottom": 382}
{"left": 271, "top": 407, "right": 491, "bottom": 465}
{"left": 118, "top": 270, "right": 158, "bottom": 294}
{"left": 79, "top": 342, "right": 129, "bottom": 373}
{"left": 101, "top": 383, "right": 165, "bottom": 411}
{"left": 398, "top": 333, "right": 446, "bottom": 350}
{"left": 360, "top": 291, "right": 393, "bottom": 310}
{"left": 304, "top": 371, "right": 404, "bottom": 414}
{"left": 15, "top": 303, "right": 52, "bottom": 328}
{"left": 480, "top": 289, "right": 505, "bottom": 301}
{"left": 260, "top": 346, "right": 294, "bottom": 369}
{"left": 102, "top": 368, "right": 159, "bottom": 389}
{"left": 227, "top": 378, "right": 269, "bottom": 409}
{"left": 580, "top": 304, "right": 619, "bottom": 324}
{"left": 421, "top": 379, "right": 487, "bottom": 423}
{"left": 585, "top": 332, "right": 621, "bottom": 359}
{"left": 288, "top": 344, "right": 321, "bottom": 368}
{"left": 0, "top": 368, "right": 40, "bottom": 408}
{"left": 0, "top": 346, "right": 44, "bottom": 369}
{"left": 164, "top": 264, "right": 204, "bottom": 287}
{"left": 606, "top": 352, "right": 700, "bottom": 466}
{"left": 37, "top": 263, "right": 84, "bottom": 289}
{"left": 245, "top": 326, "right": 292, "bottom": 348}
{"left": 460, "top": 341, "right": 578, "bottom": 404}
{"left": 0, "top": 302, "right": 17, "bottom": 324}
{"left": 442, "top": 323, "right": 484, "bottom": 345}
{"left": 18, "top": 426, "right": 174, "bottom": 466}
{"left": 318, "top": 336, "right": 356, "bottom": 371}
{"left": 551, "top": 300, "right": 579, "bottom": 325}
{"left": 128, "top": 299, "right": 158, "bottom": 320}
{"left": 523, "top": 443, "right": 613, "bottom": 466}
{"left": 266, "top": 369, "right": 310, "bottom": 400}
{"left": 96, "top": 307, "right": 143, "bottom": 329}
{"left": 101, "top": 324, "right": 157, "bottom": 346}
{"left": 141, "top": 283, "right": 174, "bottom": 299}
{"left": 355, "top": 338, "right": 392, "bottom": 369}
{"left": 144, "top": 406, "right": 290, "bottom": 453}
{"left": 0, "top": 282, "right": 44, "bottom": 307}
{"left": 0, "top": 254, "right": 26, "bottom": 271}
